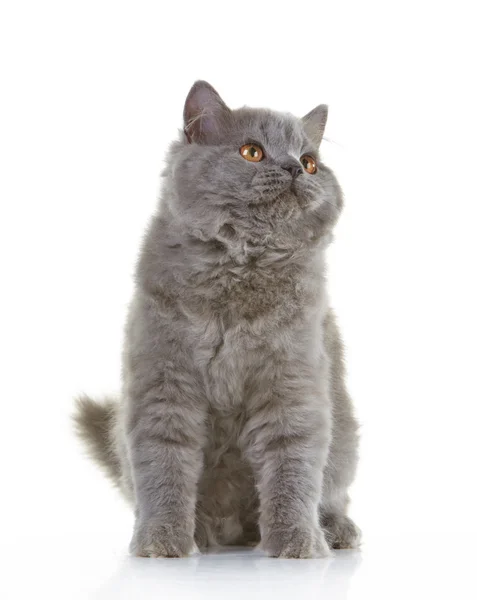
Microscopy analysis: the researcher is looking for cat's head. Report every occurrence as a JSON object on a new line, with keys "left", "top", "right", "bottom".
{"left": 163, "top": 81, "right": 342, "bottom": 251}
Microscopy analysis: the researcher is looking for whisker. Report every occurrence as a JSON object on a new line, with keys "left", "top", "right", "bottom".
{"left": 322, "top": 135, "right": 344, "bottom": 149}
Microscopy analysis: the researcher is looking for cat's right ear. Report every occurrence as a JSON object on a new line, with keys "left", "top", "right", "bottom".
{"left": 302, "top": 104, "right": 328, "bottom": 148}
{"left": 183, "top": 81, "right": 231, "bottom": 144}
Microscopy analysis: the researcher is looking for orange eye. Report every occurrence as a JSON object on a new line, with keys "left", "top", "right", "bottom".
{"left": 240, "top": 143, "right": 264, "bottom": 162}
{"left": 300, "top": 154, "right": 317, "bottom": 174}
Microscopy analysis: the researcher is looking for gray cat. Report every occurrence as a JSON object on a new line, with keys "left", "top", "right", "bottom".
{"left": 74, "top": 81, "right": 361, "bottom": 558}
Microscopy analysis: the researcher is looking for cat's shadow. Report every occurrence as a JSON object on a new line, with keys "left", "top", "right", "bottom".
{"left": 94, "top": 546, "right": 362, "bottom": 599}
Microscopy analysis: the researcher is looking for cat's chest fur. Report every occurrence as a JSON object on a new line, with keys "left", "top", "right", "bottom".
{"left": 182, "top": 253, "right": 326, "bottom": 411}
{"left": 187, "top": 248, "right": 324, "bottom": 322}
{"left": 211, "top": 261, "right": 308, "bottom": 321}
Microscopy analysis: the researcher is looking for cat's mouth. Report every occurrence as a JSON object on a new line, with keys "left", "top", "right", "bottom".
{"left": 246, "top": 173, "right": 318, "bottom": 212}
{"left": 290, "top": 181, "right": 299, "bottom": 196}
{"left": 247, "top": 185, "right": 288, "bottom": 206}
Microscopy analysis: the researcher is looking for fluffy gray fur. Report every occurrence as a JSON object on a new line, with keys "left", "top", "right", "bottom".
{"left": 74, "top": 81, "right": 360, "bottom": 558}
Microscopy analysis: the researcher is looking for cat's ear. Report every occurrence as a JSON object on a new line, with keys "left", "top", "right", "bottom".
{"left": 302, "top": 104, "right": 328, "bottom": 147}
{"left": 183, "top": 81, "right": 231, "bottom": 144}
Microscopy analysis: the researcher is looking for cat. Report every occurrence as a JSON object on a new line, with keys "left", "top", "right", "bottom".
{"left": 74, "top": 80, "right": 361, "bottom": 558}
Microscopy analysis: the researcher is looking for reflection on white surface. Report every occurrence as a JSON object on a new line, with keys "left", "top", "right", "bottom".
{"left": 96, "top": 547, "right": 361, "bottom": 600}
{"left": 2, "top": 532, "right": 476, "bottom": 599}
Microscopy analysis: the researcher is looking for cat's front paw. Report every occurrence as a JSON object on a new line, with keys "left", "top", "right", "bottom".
{"left": 261, "top": 524, "right": 331, "bottom": 559}
{"left": 129, "top": 520, "right": 197, "bottom": 558}
{"left": 321, "top": 514, "right": 362, "bottom": 549}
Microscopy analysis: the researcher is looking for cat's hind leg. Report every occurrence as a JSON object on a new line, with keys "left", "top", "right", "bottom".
{"left": 321, "top": 310, "right": 361, "bottom": 550}
{"left": 321, "top": 509, "right": 361, "bottom": 550}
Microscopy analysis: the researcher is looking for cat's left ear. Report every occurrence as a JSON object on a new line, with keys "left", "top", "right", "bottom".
{"left": 183, "top": 80, "right": 231, "bottom": 144}
{"left": 302, "top": 104, "right": 328, "bottom": 147}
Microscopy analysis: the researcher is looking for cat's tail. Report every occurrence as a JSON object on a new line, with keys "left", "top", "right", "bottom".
{"left": 73, "top": 395, "right": 122, "bottom": 485}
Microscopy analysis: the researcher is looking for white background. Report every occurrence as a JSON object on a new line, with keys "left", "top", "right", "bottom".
{"left": 1, "top": 1, "right": 476, "bottom": 598}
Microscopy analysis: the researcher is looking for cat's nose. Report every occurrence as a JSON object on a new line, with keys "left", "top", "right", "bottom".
{"left": 282, "top": 162, "right": 303, "bottom": 179}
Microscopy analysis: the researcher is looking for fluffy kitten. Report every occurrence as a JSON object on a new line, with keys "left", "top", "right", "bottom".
{"left": 74, "top": 81, "right": 360, "bottom": 558}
